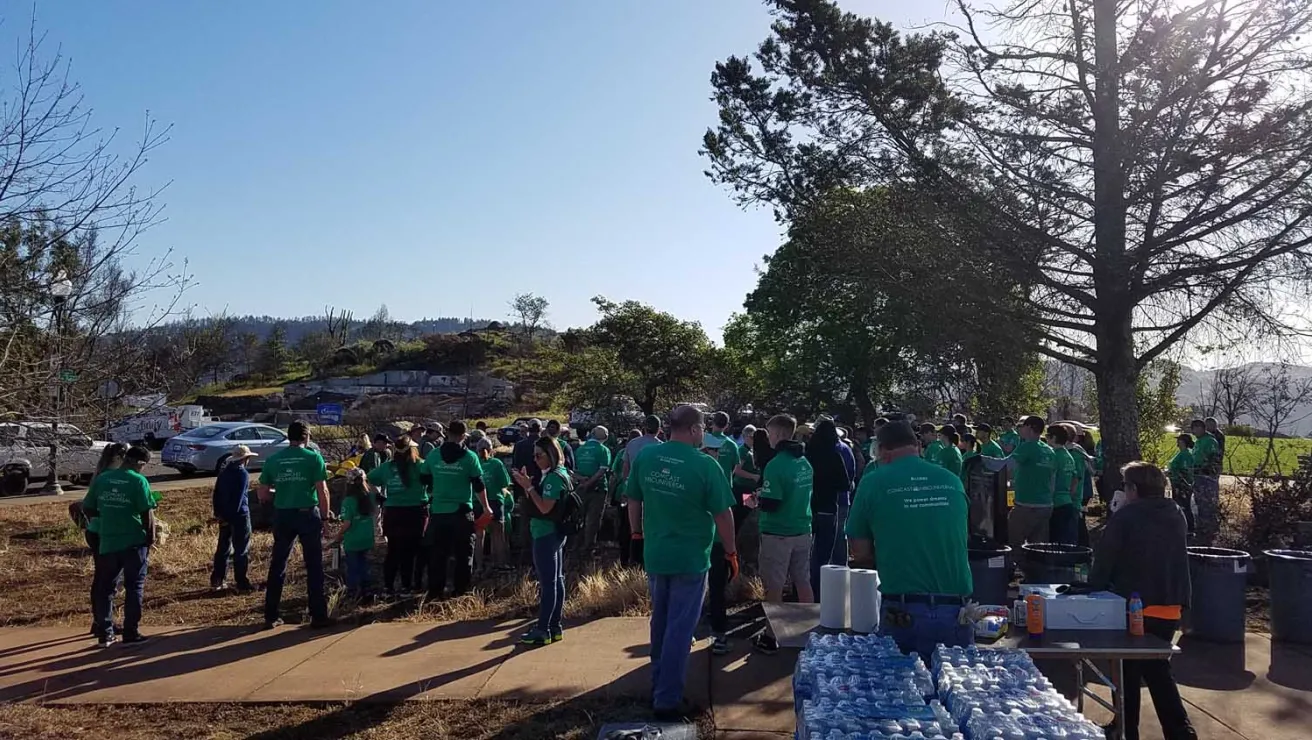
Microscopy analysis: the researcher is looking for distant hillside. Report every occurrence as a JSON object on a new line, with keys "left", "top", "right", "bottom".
{"left": 221, "top": 315, "right": 498, "bottom": 344}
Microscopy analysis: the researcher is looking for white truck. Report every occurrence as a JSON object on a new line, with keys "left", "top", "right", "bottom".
{"left": 106, "top": 404, "right": 213, "bottom": 449}
{"left": 0, "top": 421, "right": 109, "bottom": 494}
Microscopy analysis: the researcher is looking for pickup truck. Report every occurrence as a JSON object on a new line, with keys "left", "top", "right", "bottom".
{"left": 0, "top": 421, "right": 108, "bottom": 494}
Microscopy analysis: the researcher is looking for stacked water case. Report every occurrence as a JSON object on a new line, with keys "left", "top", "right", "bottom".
{"left": 793, "top": 635, "right": 1106, "bottom": 740}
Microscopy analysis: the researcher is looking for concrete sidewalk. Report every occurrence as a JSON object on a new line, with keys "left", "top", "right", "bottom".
{"left": 1, "top": 619, "right": 1308, "bottom": 740}
{"left": 0, "top": 618, "right": 707, "bottom": 706}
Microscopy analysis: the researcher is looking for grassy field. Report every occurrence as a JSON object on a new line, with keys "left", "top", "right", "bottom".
{"left": 0, "top": 487, "right": 759, "bottom": 630}
{"left": 1152, "top": 433, "right": 1312, "bottom": 476}
{"left": 0, "top": 697, "right": 712, "bottom": 739}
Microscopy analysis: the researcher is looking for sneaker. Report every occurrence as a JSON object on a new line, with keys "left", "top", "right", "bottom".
{"left": 752, "top": 633, "right": 779, "bottom": 655}
{"left": 263, "top": 618, "right": 285, "bottom": 630}
{"left": 211, "top": 583, "right": 227, "bottom": 593}
{"left": 97, "top": 635, "right": 117, "bottom": 649}
{"left": 711, "top": 634, "right": 730, "bottom": 655}
{"left": 653, "top": 699, "right": 698, "bottom": 722}
{"left": 519, "top": 629, "right": 553, "bottom": 647}
{"left": 235, "top": 583, "right": 256, "bottom": 594}
{"left": 308, "top": 617, "right": 338, "bottom": 630}
{"left": 121, "top": 633, "right": 148, "bottom": 645}
{"left": 550, "top": 630, "right": 564, "bottom": 643}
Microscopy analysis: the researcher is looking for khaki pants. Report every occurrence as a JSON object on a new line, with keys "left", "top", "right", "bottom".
{"left": 1008, "top": 504, "right": 1052, "bottom": 550}
{"left": 760, "top": 533, "right": 811, "bottom": 598}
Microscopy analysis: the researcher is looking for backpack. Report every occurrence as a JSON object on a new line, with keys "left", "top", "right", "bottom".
{"left": 545, "top": 469, "right": 585, "bottom": 537}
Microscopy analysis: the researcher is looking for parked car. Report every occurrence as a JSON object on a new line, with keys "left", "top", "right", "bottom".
{"left": 0, "top": 421, "right": 108, "bottom": 494}
{"left": 497, "top": 417, "right": 537, "bottom": 446}
{"left": 569, "top": 396, "right": 644, "bottom": 434}
{"left": 160, "top": 422, "right": 317, "bottom": 476}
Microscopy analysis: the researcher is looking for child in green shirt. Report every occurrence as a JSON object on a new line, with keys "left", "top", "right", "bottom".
{"left": 335, "top": 471, "right": 377, "bottom": 599}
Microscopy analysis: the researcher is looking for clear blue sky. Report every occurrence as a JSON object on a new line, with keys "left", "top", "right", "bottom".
{"left": 15, "top": 0, "right": 930, "bottom": 339}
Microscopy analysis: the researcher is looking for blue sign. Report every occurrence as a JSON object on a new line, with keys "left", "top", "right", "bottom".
{"left": 316, "top": 403, "right": 344, "bottom": 425}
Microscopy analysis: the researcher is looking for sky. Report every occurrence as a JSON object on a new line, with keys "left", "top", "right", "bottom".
{"left": 9, "top": 0, "right": 940, "bottom": 341}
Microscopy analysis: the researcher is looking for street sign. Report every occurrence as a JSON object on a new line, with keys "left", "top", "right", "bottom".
{"left": 316, "top": 403, "right": 344, "bottom": 426}
{"left": 59, "top": 370, "right": 78, "bottom": 383}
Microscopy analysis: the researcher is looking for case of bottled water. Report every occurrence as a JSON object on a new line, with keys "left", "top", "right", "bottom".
{"left": 793, "top": 638, "right": 1106, "bottom": 740}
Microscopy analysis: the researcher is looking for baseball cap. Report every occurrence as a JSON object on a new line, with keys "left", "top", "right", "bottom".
{"left": 876, "top": 421, "right": 919, "bottom": 450}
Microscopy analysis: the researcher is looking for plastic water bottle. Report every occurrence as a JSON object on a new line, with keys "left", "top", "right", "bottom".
{"left": 1128, "top": 592, "right": 1144, "bottom": 637}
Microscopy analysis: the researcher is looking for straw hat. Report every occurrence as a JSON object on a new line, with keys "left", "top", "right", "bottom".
{"left": 229, "top": 445, "right": 259, "bottom": 462}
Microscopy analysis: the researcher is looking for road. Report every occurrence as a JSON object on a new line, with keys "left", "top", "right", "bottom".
{"left": 0, "top": 467, "right": 210, "bottom": 508}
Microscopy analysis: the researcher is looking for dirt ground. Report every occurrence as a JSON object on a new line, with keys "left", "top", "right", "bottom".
{"left": 0, "top": 698, "right": 712, "bottom": 740}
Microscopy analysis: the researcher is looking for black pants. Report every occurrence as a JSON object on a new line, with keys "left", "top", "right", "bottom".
{"left": 617, "top": 499, "right": 633, "bottom": 567}
{"left": 427, "top": 509, "right": 475, "bottom": 598}
{"left": 1124, "top": 617, "right": 1197, "bottom": 740}
{"left": 383, "top": 506, "right": 428, "bottom": 591}
{"left": 707, "top": 506, "right": 747, "bottom": 634}
{"left": 1172, "top": 486, "right": 1196, "bottom": 534}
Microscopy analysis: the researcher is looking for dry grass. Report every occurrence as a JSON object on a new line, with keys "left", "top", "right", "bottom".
{"left": 0, "top": 490, "right": 771, "bottom": 629}
{"left": 0, "top": 697, "right": 713, "bottom": 739}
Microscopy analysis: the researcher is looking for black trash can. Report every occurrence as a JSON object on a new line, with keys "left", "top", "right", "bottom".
{"left": 1266, "top": 549, "right": 1312, "bottom": 644}
{"left": 968, "top": 542, "right": 1013, "bottom": 606}
{"left": 1186, "top": 547, "right": 1250, "bottom": 643}
{"left": 1021, "top": 543, "right": 1093, "bottom": 584}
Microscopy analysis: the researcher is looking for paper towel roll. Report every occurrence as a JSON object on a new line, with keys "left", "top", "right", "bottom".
{"left": 849, "top": 569, "right": 881, "bottom": 633}
{"left": 819, "top": 564, "right": 850, "bottom": 629}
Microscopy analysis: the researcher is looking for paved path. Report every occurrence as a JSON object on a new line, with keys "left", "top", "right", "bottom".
{"left": 0, "top": 620, "right": 1308, "bottom": 740}
{"left": 0, "top": 473, "right": 205, "bottom": 508}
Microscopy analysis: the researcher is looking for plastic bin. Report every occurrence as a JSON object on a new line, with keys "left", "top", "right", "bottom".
{"left": 968, "top": 542, "right": 1013, "bottom": 606}
{"left": 1266, "top": 549, "right": 1312, "bottom": 644}
{"left": 1186, "top": 547, "right": 1250, "bottom": 642}
{"left": 1021, "top": 543, "right": 1092, "bottom": 584}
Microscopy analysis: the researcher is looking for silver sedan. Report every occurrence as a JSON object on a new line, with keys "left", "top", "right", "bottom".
{"left": 160, "top": 422, "right": 313, "bottom": 475}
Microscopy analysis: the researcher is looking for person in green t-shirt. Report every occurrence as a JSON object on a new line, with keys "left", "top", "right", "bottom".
{"left": 627, "top": 404, "right": 738, "bottom": 718}
{"left": 976, "top": 424, "right": 1004, "bottom": 459}
{"left": 919, "top": 423, "right": 944, "bottom": 465}
{"left": 938, "top": 428, "right": 964, "bottom": 479}
{"left": 847, "top": 421, "right": 972, "bottom": 657}
{"left": 958, "top": 432, "right": 979, "bottom": 485}
{"left": 1188, "top": 419, "right": 1221, "bottom": 540}
{"left": 83, "top": 445, "right": 157, "bottom": 646}
{"left": 474, "top": 436, "right": 513, "bottom": 572}
{"left": 257, "top": 421, "right": 334, "bottom": 629}
{"left": 73, "top": 442, "right": 128, "bottom": 641}
{"left": 366, "top": 436, "right": 428, "bottom": 596}
{"left": 1168, "top": 433, "right": 1196, "bottom": 535}
{"left": 574, "top": 426, "right": 614, "bottom": 553}
{"left": 753, "top": 414, "right": 814, "bottom": 654}
{"left": 334, "top": 470, "right": 377, "bottom": 599}
{"left": 359, "top": 435, "right": 392, "bottom": 473}
{"left": 980, "top": 416, "right": 1056, "bottom": 559}
{"left": 707, "top": 412, "right": 741, "bottom": 484}
{"left": 997, "top": 417, "right": 1021, "bottom": 456}
{"left": 1046, "top": 424, "right": 1079, "bottom": 546}
{"left": 510, "top": 435, "right": 574, "bottom": 646}
{"left": 422, "top": 420, "right": 492, "bottom": 599}
{"left": 1065, "top": 429, "right": 1096, "bottom": 546}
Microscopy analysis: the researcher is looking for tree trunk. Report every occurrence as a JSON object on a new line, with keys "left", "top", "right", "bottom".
{"left": 1095, "top": 319, "right": 1140, "bottom": 492}
{"left": 639, "top": 388, "right": 657, "bottom": 416}
{"left": 852, "top": 380, "right": 877, "bottom": 430}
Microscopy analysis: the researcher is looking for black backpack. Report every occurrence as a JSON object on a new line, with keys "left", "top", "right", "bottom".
{"left": 545, "top": 469, "right": 585, "bottom": 537}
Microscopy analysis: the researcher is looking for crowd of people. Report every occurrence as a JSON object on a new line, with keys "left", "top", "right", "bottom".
{"left": 68, "top": 405, "right": 1217, "bottom": 737}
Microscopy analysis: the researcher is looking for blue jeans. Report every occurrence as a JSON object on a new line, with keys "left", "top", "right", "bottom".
{"left": 810, "top": 511, "right": 838, "bottom": 601}
{"left": 93, "top": 546, "right": 148, "bottom": 638}
{"left": 264, "top": 508, "right": 327, "bottom": 623}
{"left": 211, "top": 512, "right": 252, "bottom": 588}
{"left": 345, "top": 549, "right": 371, "bottom": 595}
{"left": 832, "top": 500, "right": 850, "bottom": 568}
{"left": 1049, "top": 504, "right": 1079, "bottom": 546}
{"left": 880, "top": 598, "right": 974, "bottom": 658}
{"left": 532, "top": 530, "right": 566, "bottom": 634}
{"left": 648, "top": 572, "right": 707, "bottom": 711}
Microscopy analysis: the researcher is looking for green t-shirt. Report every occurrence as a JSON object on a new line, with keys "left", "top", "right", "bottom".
{"left": 1168, "top": 449, "right": 1194, "bottom": 489}
{"left": 500, "top": 490, "right": 515, "bottom": 523}
{"left": 758, "top": 450, "right": 813, "bottom": 537}
{"left": 82, "top": 468, "right": 155, "bottom": 554}
{"left": 846, "top": 455, "right": 972, "bottom": 596}
{"left": 574, "top": 439, "right": 612, "bottom": 479}
{"left": 1051, "top": 446, "right": 1076, "bottom": 507}
{"left": 980, "top": 440, "right": 1004, "bottom": 459}
{"left": 1000, "top": 430, "right": 1021, "bottom": 455}
{"left": 1192, "top": 434, "right": 1220, "bottom": 475}
{"left": 259, "top": 446, "right": 328, "bottom": 509}
{"left": 530, "top": 467, "right": 570, "bottom": 539}
{"left": 367, "top": 459, "right": 429, "bottom": 508}
{"left": 922, "top": 439, "right": 945, "bottom": 465}
{"left": 1068, "top": 445, "right": 1091, "bottom": 512}
{"left": 938, "top": 444, "right": 964, "bottom": 479}
{"left": 424, "top": 447, "right": 484, "bottom": 514}
{"left": 1011, "top": 439, "right": 1056, "bottom": 506}
{"left": 628, "top": 440, "right": 735, "bottom": 575}
{"left": 480, "top": 456, "right": 512, "bottom": 498}
{"left": 960, "top": 450, "right": 978, "bottom": 483}
{"left": 708, "top": 432, "right": 740, "bottom": 483}
{"left": 733, "top": 450, "right": 760, "bottom": 496}
{"left": 340, "top": 496, "right": 376, "bottom": 552}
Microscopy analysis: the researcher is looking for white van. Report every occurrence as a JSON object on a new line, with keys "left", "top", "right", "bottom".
{"left": 106, "top": 405, "right": 213, "bottom": 448}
